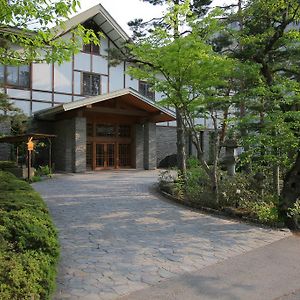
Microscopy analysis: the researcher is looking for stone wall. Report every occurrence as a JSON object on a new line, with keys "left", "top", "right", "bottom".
{"left": 144, "top": 122, "right": 156, "bottom": 170}
{"left": 157, "top": 126, "right": 215, "bottom": 167}
{"left": 0, "top": 119, "right": 11, "bottom": 160}
{"left": 53, "top": 119, "right": 74, "bottom": 172}
{"left": 74, "top": 117, "right": 86, "bottom": 173}
{"left": 156, "top": 125, "right": 177, "bottom": 166}
{"left": 52, "top": 117, "right": 86, "bottom": 173}
{"left": 134, "top": 124, "right": 144, "bottom": 169}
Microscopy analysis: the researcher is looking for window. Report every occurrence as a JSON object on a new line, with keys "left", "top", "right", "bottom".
{"left": 96, "top": 124, "right": 115, "bottom": 137}
{"left": 87, "top": 123, "right": 93, "bottom": 137}
{"left": 139, "top": 81, "right": 155, "bottom": 100}
{"left": 0, "top": 65, "right": 30, "bottom": 88}
{"left": 83, "top": 73, "right": 101, "bottom": 96}
{"left": 83, "top": 43, "right": 100, "bottom": 55}
{"left": 86, "top": 143, "right": 93, "bottom": 169}
{"left": 118, "top": 125, "right": 131, "bottom": 137}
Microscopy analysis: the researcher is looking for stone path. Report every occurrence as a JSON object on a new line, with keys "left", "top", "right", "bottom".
{"left": 33, "top": 171, "right": 290, "bottom": 300}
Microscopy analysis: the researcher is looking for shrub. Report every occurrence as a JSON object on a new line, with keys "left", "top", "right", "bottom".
{"left": 219, "top": 173, "right": 259, "bottom": 208}
{"left": 35, "top": 165, "right": 52, "bottom": 177}
{"left": 185, "top": 158, "right": 217, "bottom": 208}
{"left": 240, "top": 200, "right": 280, "bottom": 225}
{"left": 0, "top": 161, "right": 16, "bottom": 170}
{"left": 0, "top": 171, "right": 59, "bottom": 300}
{"left": 287, "top": 199, "right": 300, "bottom": 228}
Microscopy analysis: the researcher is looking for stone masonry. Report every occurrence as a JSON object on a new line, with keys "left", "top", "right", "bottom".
{"left": 74, "top": 117, "right": 86, "bottom": 173}
{"left": 0, "top": 119, "right": 11, "bottom": 160}
{"left": 156, "top": 125, "right": 177, "bottom": 165}
{"left": 52, "top": 117, "right": 86, "bottom": 173}
{"left": 144, "top": 122, "right": 156, "bottom": 170}
{"left": 134, "top": 124, "right": 144, "bottom": 169}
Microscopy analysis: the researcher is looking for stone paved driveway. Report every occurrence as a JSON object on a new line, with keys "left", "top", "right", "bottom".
{"left": 33, "top": 171, "right": 290, "bottom": 300}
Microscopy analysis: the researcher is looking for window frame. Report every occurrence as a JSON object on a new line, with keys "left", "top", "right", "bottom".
{"left": 0, "top": 65, "right": 31, "bottom": 89}
{"left": 82, "top": 72, "right": 101, "bottom": 96}
{"left": 139, "top": 80, "right": 155, "bottom": 100}
{"left": 82, "top": 43, "right": 100, "bottom": 55}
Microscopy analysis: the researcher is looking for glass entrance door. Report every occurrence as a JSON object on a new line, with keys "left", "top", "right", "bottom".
{"left": 96, "top": 143, "right": 115, "bottom": 169}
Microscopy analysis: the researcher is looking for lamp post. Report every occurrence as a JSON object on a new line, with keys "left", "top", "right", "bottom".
{"left": 26, "top": 137, "right": 34, "bottom": 180}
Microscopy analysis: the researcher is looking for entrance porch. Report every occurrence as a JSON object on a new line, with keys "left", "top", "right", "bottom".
{"left": 34, "top": 88, "right": 176, "bottom": 173}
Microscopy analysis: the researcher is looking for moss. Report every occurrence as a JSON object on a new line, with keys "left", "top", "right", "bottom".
{"left": 0, "top": 171, "right": 59, "bottom": 300}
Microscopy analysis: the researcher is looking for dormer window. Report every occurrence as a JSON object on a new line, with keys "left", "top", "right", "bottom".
{"left": 139, "top": 81, "right": 155, "bottom": 100}
{"left": 82, "top": 19, "right": 101, "bottom": 55}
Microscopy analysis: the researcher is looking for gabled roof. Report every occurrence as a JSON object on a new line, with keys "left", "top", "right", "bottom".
{"left": 34, "top": 88, "right": 176, "bottom": 123}
{"left": 54, "top": 3, "right": 130, "bottom": 48}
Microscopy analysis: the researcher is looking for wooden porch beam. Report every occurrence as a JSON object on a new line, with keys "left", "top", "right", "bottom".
{"left": 83, "top": 106, "right": 150, "bottom": 117}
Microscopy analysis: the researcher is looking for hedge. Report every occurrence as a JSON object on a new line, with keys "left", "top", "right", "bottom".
{"left": 0, "top": 161, "right": 16, "bottom": 170}
{"left": 0, "top": 171, "right": 59, "bottom": 300}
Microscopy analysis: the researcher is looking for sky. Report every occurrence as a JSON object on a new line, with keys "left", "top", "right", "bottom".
{"left": 78, "top": 0, "right": 234, "bottom": 34}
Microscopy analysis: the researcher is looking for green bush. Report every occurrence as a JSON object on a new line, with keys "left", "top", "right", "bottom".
{"left": 219, "top": 173, "right": 259, "bottom": 208}
{"left": 0, "top": 171, "right": 59, "bottom": 300}
{"left": 185, "top": 158, "right": 217, "bottom": 208}
{"left": 240, "top": 200, "right": 280, "bottom": 225}
{"left": 0, "top": 161, "right": 16, "bottom": 170}
{"left": 35, "top": 165, "right": 52, "bottom": 178}
{"left": 219, "top": 172, "right": 280, "bottom": 225}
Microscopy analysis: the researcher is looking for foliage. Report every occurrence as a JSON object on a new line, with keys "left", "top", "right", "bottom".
{"left": 30, "top": 175, "right": 42, "bottom": 183}
{"left": 0, "top": 161, "right": 16, "bottom": 169}
{"left": 240, "top": 200, "right": 279, "bottom": 225}
{"left": 219, "top": 173, "right": 259, "bottom": 208}
{"left": 35, "top": 165, "right": 52, "bottom": 178}
{"left": 0, "top": 0, "right": 101, "bottom": 65}
{"left": 287, "top": 200, "right": 300, "bottom": 219}
{"left": 185, "top": 158, "right": 217, "bottom": 208}
{"left": 287, "top": 199, "right": 300, "bottom": 227}
{"left": 125, "top": 1, "right": 238, "bottom": 199}
{"left": 0, "top": 171, "right": 59, "bottom": 300}
{"left": 217, "top": 0, "right": 300, "bottom": 189}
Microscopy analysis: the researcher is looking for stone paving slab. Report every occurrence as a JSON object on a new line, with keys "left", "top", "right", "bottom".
{"left": 33, "top": 171, "right": 290, "bottom": 300}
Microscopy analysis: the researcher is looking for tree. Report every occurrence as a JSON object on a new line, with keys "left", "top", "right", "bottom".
{"left": 124, "top": 0, "right": 214, "bottom": 179}
{"left": 216, "top": 0, "right": 300, "bottom": 228}
{"left": 118, "top": 2, "right": 235, "bottom": 202}
{"left": 0, "top": 0, "right": 100, "bottom": 65}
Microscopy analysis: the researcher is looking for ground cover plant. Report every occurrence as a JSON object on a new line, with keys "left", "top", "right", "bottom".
{"left": 159, "top": 158, "right": 283, "bottom": 227}
{"left": 0, "top": 171, "right": 59, "bottom": 300}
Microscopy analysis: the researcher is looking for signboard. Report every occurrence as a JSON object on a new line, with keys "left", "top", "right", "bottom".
{"left": 27, "top": 137, "right": 34, "bottom": 151}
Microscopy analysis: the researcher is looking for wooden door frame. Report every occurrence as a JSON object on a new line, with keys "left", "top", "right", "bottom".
{"left": 94, "top": 142, "right": 116, "bottom": 170}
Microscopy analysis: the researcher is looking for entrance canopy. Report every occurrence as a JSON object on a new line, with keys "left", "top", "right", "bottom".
{"left": 34, "top": 88, "right": 176, "bottom": 123}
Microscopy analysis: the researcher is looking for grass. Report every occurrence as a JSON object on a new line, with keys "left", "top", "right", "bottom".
{"left": 0, "top": 171, "right": 59, "bottom": 300}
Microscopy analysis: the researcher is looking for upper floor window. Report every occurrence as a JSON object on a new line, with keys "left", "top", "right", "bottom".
{"left": 0, "top": 65, "right": 30, "bottom": 88}
{"left": 139, "top": 81, "right": 155, "bottom": 100}
{"left": 83, "top": 43, "right": 100, "bottom": 55}
{"left": 83, "top": 73, "right": 101, "bottom": 96}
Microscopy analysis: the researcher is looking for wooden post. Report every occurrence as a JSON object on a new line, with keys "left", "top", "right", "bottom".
{"left": 48, "top": 138, "right": 52, "bottom": 170}
{"left": 27, "top": 149, "right": 31, "bottom": 181}
{"left": 26, "top": 137, "right": 34, "bottom": 180}
{"left": 16, "top": 146, "right": 19, "bottom": 165}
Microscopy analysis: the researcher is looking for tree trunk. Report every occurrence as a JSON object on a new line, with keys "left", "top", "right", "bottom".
{"left": 273, "top": 164, "right": 280, "bottom": 196}
{"left": 279, "top": 151, "right": 300, "bottom": 230}
{"left": 176, "top": 108, "right": 187, "bottom": 179}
